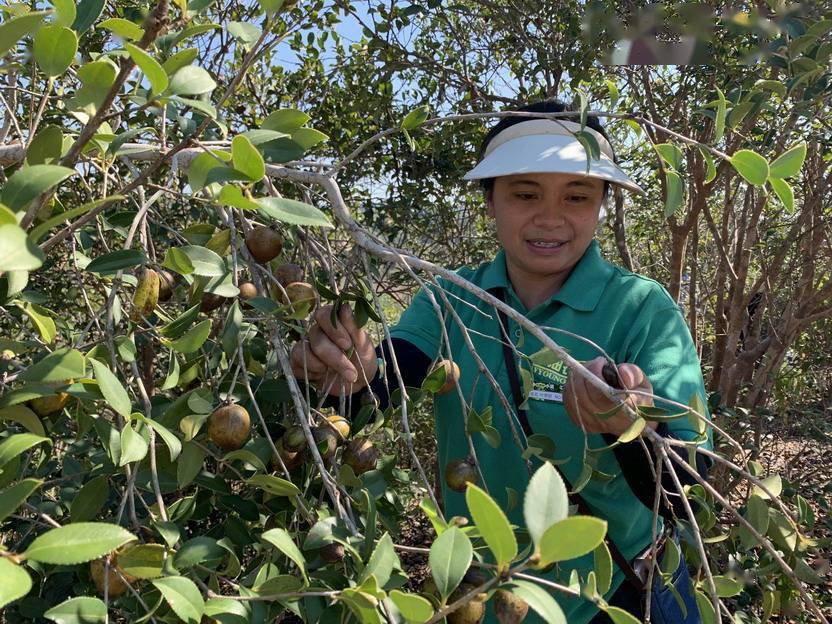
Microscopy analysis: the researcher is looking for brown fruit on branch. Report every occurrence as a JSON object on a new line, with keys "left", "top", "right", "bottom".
{"left": 200, "top": 292, "right": 225, "bottom": 313}
{"left": 447, "top": 584, "right": 487, "bottom": 624}
{"left": 273, "top": 437, "right": 303, "bottom": 471}
{"left": 130, "top": 268, "right": 160, "bottom": 322}
{"left": 90, "top": 557, "right": 135, "bottom": 597}
{"left": 157, "top": 270, "right": 175, "bottom": 302}
{"left": 275, "top": 262, "right": 304, "bottom": 286}
{"left": 494, "top": 589, "right": 529, "bottom": 624}
{"left": 325, "top": 414, "right": 350, "bottom": 441}
{"left": 280, "top": 281, "right": 318, "bottom": 317}
{"left": 238, "top": 282, "right": 258, "bottom": 300}
{"left": 342, "top": 437, "right": 379, "bottom": 476}
{"left": 207, "top": 404, "right": 251, "bottom": 451}
{"left": 245, "top": 226, "right": 283, "bottom": 263}
{"left": 445, "top": 457, "right": 478, "bottom": 493}
{"left": 319, "top": 542, "right": 345, "bottom": 563}
{"left": 282, "top": 425, "right": 307, "bottom": 452}
{"left": 431, "top": 359, "right": 460, "bottom": 395}
{"left": 309, "top": 426, "right": 338, "bottom": 462}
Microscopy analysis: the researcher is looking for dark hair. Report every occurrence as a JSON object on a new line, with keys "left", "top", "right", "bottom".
{"left": 477, "top": 99, "right": 615, "bottom": 200}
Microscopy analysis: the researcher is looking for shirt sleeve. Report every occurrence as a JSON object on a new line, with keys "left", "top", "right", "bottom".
{"left": 388, "top": 279, "right": 446, "bottom": 361}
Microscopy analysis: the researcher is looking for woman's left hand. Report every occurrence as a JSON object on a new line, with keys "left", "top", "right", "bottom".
{"left": 563, "top": 356, "right": 658, "bottom": 436}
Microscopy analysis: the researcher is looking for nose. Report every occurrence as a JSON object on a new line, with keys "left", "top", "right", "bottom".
{"left": 531, "top": 199, "right": 567, "bottom": 229}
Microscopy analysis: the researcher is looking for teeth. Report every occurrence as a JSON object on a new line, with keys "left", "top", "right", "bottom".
{"left": 529, "top": 240, "right": 564, "bottom": 248}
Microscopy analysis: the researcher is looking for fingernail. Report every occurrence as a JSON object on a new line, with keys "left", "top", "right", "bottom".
{"left": 347, "top": 370, "right": 358, "bottom": 382}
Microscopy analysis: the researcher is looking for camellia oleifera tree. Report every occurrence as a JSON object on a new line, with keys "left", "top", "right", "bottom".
{"left": 0, "top": 0, "right": 829, "bottom": 623}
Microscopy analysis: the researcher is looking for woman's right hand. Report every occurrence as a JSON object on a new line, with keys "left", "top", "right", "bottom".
{"left": 290, "top": 304, "right": 378, "bottom": 396}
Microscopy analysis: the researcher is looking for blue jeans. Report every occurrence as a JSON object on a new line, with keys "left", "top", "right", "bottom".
{"left": 648, "top": 545, "right": 701, "bottom": 624}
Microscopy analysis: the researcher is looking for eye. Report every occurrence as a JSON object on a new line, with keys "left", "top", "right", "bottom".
{"left": 515, "top": 193, "right": 537, "bottom": 200}
{"left": 567, "top": 195, "right": 589, "bottom": 202}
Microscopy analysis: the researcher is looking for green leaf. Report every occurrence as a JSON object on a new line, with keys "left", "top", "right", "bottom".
{"left": 602, "top": 606, "right": 642, "bottom": 624}
{"left": 117, "top": 543, "right": 166, "bottom": 579}
{"left": 752, "top": 474, "right": 782, "bottom": 500}
{"left": 730, "top": 149, "right": 769, "bottom": 186}
{"left": 70, "top": 60, "right": 117, "bottom": 112}
{"left": 0, "top": 164, "right": 75, "bottom": 212}
{"left": 29, "top": 196, "right": 122, "bottom": 243}
{"left": 221, "top": 301, "right": 242, "bottom": 357}
{"left": 712, "top": 575, "right": 742, "bottom": 598}
{"left": 23, "top": 522, "right": 136, "bottom": 564}
{"left": 502, "top": 580, "right": 566, "bottom": 624}
{"left": 124, "top": 42, "right": 168, "bottom": 95}
{"left": 0, "top": 224, "right": 45, "bottom": 271}
{"left": 33, "top": 25, "right": 77, "bottom": 77}
{"left": 694, "top": 590, "right": 716, "bottom": 624}
{"left": 20, "top": 347, "right": 85, "bottom": 382}
{"left": 217, "top": 185, "right": 260, "bottom": 211}
{"left": 168, "top": 319, "right": 211, "bottom": 353}
{"left": 753, "top": 79, "right": 786, "bottom": 98}
{"left": 162, "top": 47, "right": 198, "bottom": 75}
{"left": 769, "top": 143, "right": 806, "bottom": 179}
{"left": 119, "top": 423, "right": 148, "bottom": 466}
{"left": 0, "top": 558, "right": 32, "bottom": 609}
{"left": 49, "top": 0, "right": 76, "bottom": 27}
{"left": 401, "top": 105, "right": 430, "bottom": 130}
{"left": 169, "top": 65, "right": 216, "bottom": 95}
{"left": 713, "top": 87, "right": 726, "bottom": 143}
{"left": 617, "top": 417, "right": 646, "bottom": 443}
{"left": 523, "top": 462, "right": 568, "bottom": 550}
{"left": 699, "top": 148, "right": 716, "bottom": 184}
{"left": 0, "top": 433, "right": 50, "bottom": 469}
{"left": 72, "top": 0, "right": 105, "bottom": 33}
{"left": 85, "top": 248, "right": 146, "bottom": 274}
{"left": 0, "top": 404, "right": 45, "bottom": 435}
{"left": 159, "top": 304, "right": 200, "bottom": 338}
{"left": 89, "top": 358, "right": 132, "bottom": 418}
{"left": 231, "top": 135, "right": 265, "bottom": 181}
{"left": 26, "top": 126, "right": 64, "bottom": 166}
{"left": 663, "top": 171, "right": 683, "bottom": 218}
{"left": 17, "top": 301, "right": 56, "bottom": 343}
{"left": 428, "top": 526, "right": 472, "bottom": 599}
{"left": 262, "top": 108, "right": 310, "bottom": 133}
{"left": 465, "top": 483, "right": 517, "bottom": 569}
{"left": 0, "top": 478, "right": 42, "bottom": 522}
{"left": 152, "top": 576, "right": 205, "bottom": 624}
{"left": 144, "top": 418, "right": 182, "bottom": 461}
{"left": 44, "top": 596, "right": 107, "bottom": 624}
{"left": 537, "top": 516, "right": 607, "bottom": 567}
{"left": 176, "top": 245, "right": 225, "bottom": 276}
{"left": 768, "top": 177, "right": 793, "bottom": 212}
{"left": 594, "top": 541, "right": 613, "bottom": 595}
{"left": 246, "top": 474, "right": 300, "bottom": 496}
{"left": 261, "top": 528, "right": 308, "bottom": 582}
{"left": 389, "top": 590, "right": 433, "bottom": 624}
{"left": 655, "top": 143, "right": 683, "bottom": 171}
{"left": 0, "top": 12, "right": 48, "bottom": 58}
{"left": 70, "top": 475, "right": 109, "bottom": 522}
{"left": 227, "top": 20, "right": 260, "bottom": 44}
{"left": 177, "top": 441, "right": 205, "bottom": 488}
{"left": 256, "top": 196, "right": 333, "bottom": 228}
{"left": 361, "top": 532, "right": 400, "bottom": 588}
{"left": 98, "top": 17, "right": 143, "bottom": 40}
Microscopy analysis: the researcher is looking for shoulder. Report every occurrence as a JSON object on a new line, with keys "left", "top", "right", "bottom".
{"left": 604, "top": 261, "right": 681, "bottom": 314}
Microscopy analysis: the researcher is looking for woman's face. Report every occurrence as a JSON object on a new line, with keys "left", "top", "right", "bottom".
{"left": 487, "top": 172, "right": 605, "bottom": 285}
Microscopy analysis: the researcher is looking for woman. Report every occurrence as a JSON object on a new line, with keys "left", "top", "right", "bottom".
{"left": 291, "top": 99, "right": 710, "bottom": 623}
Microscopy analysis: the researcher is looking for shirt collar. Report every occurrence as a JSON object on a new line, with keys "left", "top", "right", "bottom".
{"left": 482, "top": 240, "right": 614, "bottom": 312}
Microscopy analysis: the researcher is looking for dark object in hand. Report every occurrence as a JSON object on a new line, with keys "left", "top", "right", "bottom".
{"left": 602, "top": 362, "right": 623, "bottom": 389}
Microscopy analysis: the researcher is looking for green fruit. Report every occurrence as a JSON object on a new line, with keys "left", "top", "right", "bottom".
{"left": 282, "top": 425, "right": 307, "bottom": 452}
{"left": 445, "top": 457, "right": 477, "bottom": 492}
{"left": 494, "top": 589, "right": 529, "bottom": 624}
{"left": 131, "top": 268, "right": 160, "bottom": 322}
{"left": 207, "top": 404, "right": 251, "bottom": 451}
{"left": 246, "top": 226, "right": 283, "bottom": 263}
{"left": 342, "top": 437, "right": 379, "bottom": 475}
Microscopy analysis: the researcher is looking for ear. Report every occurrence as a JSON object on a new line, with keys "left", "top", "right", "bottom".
{"left": 485, "top": 191, "right": 495, "bottom": 218}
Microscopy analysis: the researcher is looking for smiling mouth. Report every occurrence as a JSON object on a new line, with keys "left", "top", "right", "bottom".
{"left": 527, "top": 239, "right": 567, "bottom": 249}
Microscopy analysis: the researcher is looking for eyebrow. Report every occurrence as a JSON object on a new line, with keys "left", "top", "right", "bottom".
{"left": 507, "top": 180, "right": 599, "bottom": 190}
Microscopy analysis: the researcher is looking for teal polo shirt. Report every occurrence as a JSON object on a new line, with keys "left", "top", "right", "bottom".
{"left": 390, "top": 239, "right": 712, "bottom": 624}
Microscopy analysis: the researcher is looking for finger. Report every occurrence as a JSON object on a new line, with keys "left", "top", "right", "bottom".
{"left": 617, "top": 364, "right": 651, "bottom": 391}
{"left": 290, "top": 341, "right": 328, "bottom": 377}
{"left": 313, "top": 305, "right": 352, "bottom": 351}
{"left": 308, "top": 325, "right": 358, "bottom": 382}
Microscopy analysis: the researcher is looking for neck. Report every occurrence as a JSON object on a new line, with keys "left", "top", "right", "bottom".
{"left": 506, "top": 264, "right": 569, "bottom": 310}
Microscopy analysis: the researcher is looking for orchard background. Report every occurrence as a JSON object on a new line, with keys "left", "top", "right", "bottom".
{"left": 0, "top": 1, "right": 830, "bottom": 623}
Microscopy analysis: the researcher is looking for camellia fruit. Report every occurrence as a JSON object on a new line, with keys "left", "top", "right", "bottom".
{"left": 207, "top": 404, "right": 251, "bottom": 451}
{"left": 90, "top": 557, "right": 135, "bottom": 597}
{"left": 273, "top": 437, "right": 303, "bottom": 471}
{"left": 238, "top": 281, "right": 258, "bottom": 300}
{"left": 28, "top": 381, "right": 72, "bottom": 417}
{"left": 447, "top": 584, "right": 487, "bottom": 624}
{"left": 342, "top": 437, "right": 379, "bottom": 476}
{"left": 325, "top": 414, "right": 350, "bottom": 440}
{"left": 282, "top": 425, "right": 307, "bottom": 452}
{"left": 309, "top": 426, "right": 338, "bottom": 462}
{"left": 431, "top": 359, "right": 460, "bottom": 395}
{"left": 319, "top": 542, "right": 345, "bottom": 563}
{"left": 280, "top": 281, "right": 318, "bottom": 317}
{"left": 493, "top": 589, "right": 529, "bottom": 624}
{"left": 275, "top": 262, "right": 304, "bottom": 286}
{"left": 245, "top": 226, "right": 283, "bottom": 263}
{"left": 157, "top": 270, "right": 176, "bottom": 302}
{"left": 130, "top": 268, "right": 160, "bottom": 322}
{"left": 445, "top": 457, "right": 478, "bottom": 492}
{"left": 200, "top": 292, "right": 225, "bottom": 313}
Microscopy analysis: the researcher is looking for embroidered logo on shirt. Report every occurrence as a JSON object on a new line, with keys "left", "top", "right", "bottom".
{"left": 530, "top": 360, "right": 568, "bottom": 403}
